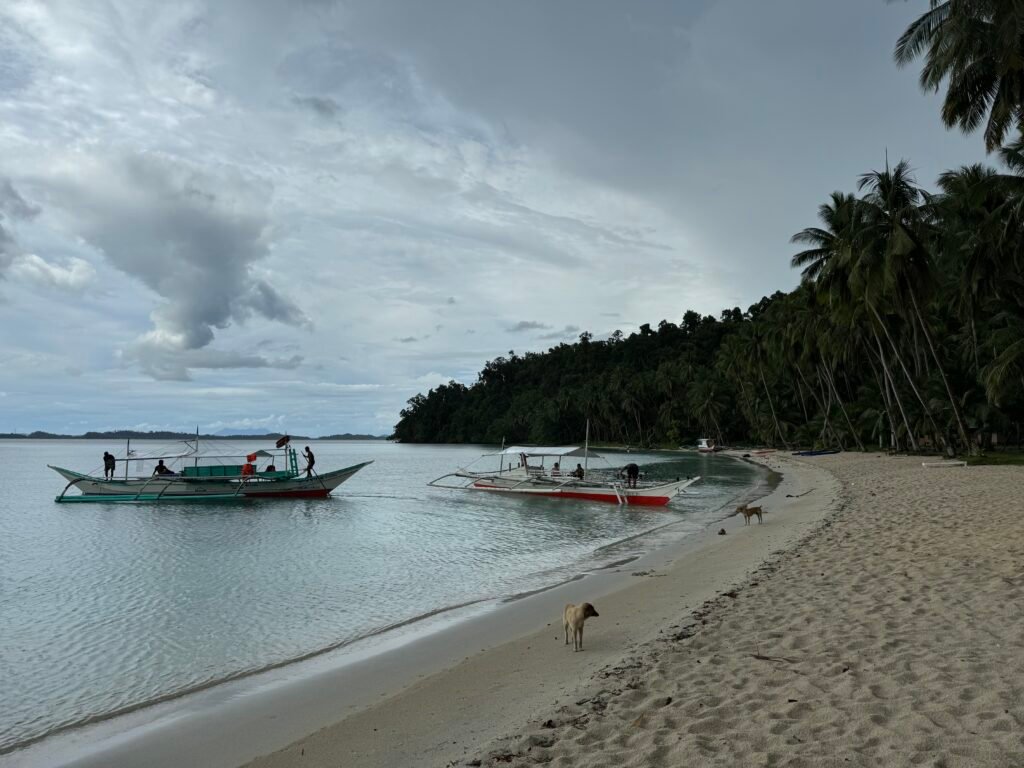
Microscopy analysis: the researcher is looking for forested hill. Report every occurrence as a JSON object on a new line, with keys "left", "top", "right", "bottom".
{"left": 392, "top": 262, "right": 1023, "bottom": 452}
{"left": 393, "top": 3, "right": 1024, "bottom": 455}
{"left": 393, "top": 156, "right": 1024, "bottom": 452}
{"left": 394, "top": 306, "right": 756, "bottom": 447}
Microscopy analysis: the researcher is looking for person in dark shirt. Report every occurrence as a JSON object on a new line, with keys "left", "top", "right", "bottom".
{"left": 153, "top": 460, "right": 175, "bottom": 476}
{"left": 303, "top": 446, "right": 316, "bottom": 478}
{"left": 103, "top": 451, "right": 116, "bottom": 480}
{"left": 623, "top": 462, "right": 640, "bottom": 488}
{"left": 572, "top": 463, "right": 585, "bottom": 479}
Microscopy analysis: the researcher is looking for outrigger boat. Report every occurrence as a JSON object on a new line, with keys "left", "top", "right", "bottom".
{"left": 50, "top": 435, "right": 372, "bottom": 503}
{"left": 428, "top": 445, "right": 699, "bottom": 507}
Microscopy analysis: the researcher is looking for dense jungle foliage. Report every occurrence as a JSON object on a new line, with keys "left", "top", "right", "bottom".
{"left": 393, "top": 2, "right": 1024, "bottom": 455}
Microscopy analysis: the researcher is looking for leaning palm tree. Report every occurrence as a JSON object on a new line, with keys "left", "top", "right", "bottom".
{"left": 857, "top": 160, "right": 974, "bottom": 452}
{"left": 894, "top": 0, "right": 1024, "bottom": 151}
{"left": 792, "top": 188, "right": 926, "bottom": 449}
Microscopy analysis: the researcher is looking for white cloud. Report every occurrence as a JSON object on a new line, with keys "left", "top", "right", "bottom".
{"left": 10, "top": 253, "right": 95, "bottom": 291}
{"left": 0, "top": 0, "right": 985, "bottom": 435}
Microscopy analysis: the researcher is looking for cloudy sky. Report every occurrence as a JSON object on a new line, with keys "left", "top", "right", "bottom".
{"left": 0, "top": 0, "right": 983, "bottom": 436}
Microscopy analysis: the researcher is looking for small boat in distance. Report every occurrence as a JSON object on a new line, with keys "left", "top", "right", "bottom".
{"left": 428, "top": 445, "right": 699, "bottom": 507}
{"left": 696, "top": 438, "right": 721, "bottom": 453}
{"left": 50, "top": 435, "right": 372, "bottom": 503}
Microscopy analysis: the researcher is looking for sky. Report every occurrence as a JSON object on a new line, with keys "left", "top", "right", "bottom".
{"left": 0, "top": 0, "right": 987, "bottom": 436}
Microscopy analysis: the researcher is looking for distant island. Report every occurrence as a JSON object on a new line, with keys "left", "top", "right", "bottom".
{"left": 0, "top": 430, "right": 388, "bottom": 441}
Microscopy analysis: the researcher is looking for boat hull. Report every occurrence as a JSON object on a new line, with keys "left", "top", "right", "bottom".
{"left": 468, "top": 476, "right": 698, "bottom": 506}
{"left": 50, "top": 462, "right": 372, "bottom": 502}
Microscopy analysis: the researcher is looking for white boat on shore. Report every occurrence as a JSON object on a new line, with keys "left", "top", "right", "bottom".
{"left": 428, "top": 445, "right": 699, "bottom": 506}
{"left": 50, "top": 436, "right": 372, "bottom": 503}
{"left": 696, "top": 438, "right": 721, "bottom": 453}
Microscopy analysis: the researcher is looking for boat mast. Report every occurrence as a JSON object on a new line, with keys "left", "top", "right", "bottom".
{"left": 584, "top": 419, "right": 590, "bottom": 474}
{"left": 195, "top": 425, "right": 199, "bottom": 470}
{"left": 125, "top": 438, "right": 130, "bottom": 479}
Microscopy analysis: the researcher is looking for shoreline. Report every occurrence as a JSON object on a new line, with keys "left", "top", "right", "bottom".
{"left": 2, "top": 454, "right": 770, "bottom": 768}
{"left": 240, "top": 452, "right": 837, "bottom": 768}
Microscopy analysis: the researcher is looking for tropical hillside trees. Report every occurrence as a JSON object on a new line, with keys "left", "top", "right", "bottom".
{"left": 392, "top": 2, "right": 1024, "bottom": 454}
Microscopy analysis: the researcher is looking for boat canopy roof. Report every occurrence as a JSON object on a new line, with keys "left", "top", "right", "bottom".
{"left": 499, "top": 446, "right": 603, "bottom": 459}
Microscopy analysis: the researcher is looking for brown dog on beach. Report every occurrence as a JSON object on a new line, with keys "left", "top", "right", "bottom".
{"left": 735, "top": 504, "right": 764, "bottom": 525}
{"left": 563, "top": 602, "right": 599, "bottom": 651}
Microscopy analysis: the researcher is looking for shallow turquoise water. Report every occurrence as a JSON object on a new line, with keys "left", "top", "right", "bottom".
{"left": 0, "top": 439, "right": 763, "bottom": 753}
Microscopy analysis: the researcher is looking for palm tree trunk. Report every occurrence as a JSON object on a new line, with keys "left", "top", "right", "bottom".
{"left": 710, "top": 412, "right": 725, "bottom": 447}
{"left": 865, "top": 352, "right": 896, "bottom": 450}
{"left": 797, "top": 364, "right": 840, "bottom": 446}
{"left": 970, "top": 309, "right": 981, "bottom": 376}
{"left": 873, "top": 328, "right": 918, "bottom": 451}
{"left": 867, "top": 300, "right": 941, "bottom": 442}
{"left": 816, "top": 367, "right": 844, "bottom": 448}
{"left": 907, "top": 287, "right": 973, "bottom": 454}
{"left": 824, "top": 364, "right": 865, "bottom": 451}
{"left": 792, "top": 365, "right": 811, "bottom": 425}
{"left": 757, "top": 360, "right": 789, "bottom": 449}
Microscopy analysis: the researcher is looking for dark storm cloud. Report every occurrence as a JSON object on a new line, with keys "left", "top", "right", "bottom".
{"left": 508, "top": 320, "right": 551, "bottom": 332}
{"left": 44, "top": 153, "right": 308, "bottom": 375}
{"left": 291, "top": 94, "right": 342, "bottom": 119}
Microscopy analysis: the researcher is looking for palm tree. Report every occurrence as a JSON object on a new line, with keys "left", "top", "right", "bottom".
{"left": 934, "top": 163, "right": 1009, "bottom": 374}
{"left": 982, "top": 312, "right": 1024, "bottom": 404}
{"left": 792, "top": 189, "right": 925, "bottom": 449}
{"left": 895, "top": 0, "right": 1024, "bottom": 151}
{"left": 858, "top": 160, "right": 973, "bottom": 452}
{"left": 744, "top": 321, "right": 790, "bottom": 449}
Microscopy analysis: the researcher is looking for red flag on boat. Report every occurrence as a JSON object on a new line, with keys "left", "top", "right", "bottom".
{"left": 246, "top": 452, "right": 258, "bottom": 463}
{"left": 275, "top": 435, "right": 290, "bottom": 448}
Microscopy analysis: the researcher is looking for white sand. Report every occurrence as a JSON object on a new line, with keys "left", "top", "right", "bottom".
{"left": 469, "top": 453, "right": 1024, "bottom": 767}
{"left": 246, "top": 453, "right": 843, "bottom": 768}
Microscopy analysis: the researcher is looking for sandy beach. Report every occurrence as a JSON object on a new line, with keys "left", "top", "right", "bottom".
{"left": 244, "top": 452, "right": 1024, "bottom": 768}
{"left": 244, "top": 453, "right": 840, "bottom": 768}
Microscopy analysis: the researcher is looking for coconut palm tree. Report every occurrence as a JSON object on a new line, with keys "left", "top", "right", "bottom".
{"left": 858, "top": 160, "right": 973, "bottom": 451}
{"left": 895, "top": 0, "right": 1024, "bottom": 151}
{"left": 791, "top": 188, "right": 926, "bottom": 449}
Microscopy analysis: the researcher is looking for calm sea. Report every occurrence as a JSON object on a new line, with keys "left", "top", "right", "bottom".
{"left": 0, "top": 439, "right": 765, "bottom": 755}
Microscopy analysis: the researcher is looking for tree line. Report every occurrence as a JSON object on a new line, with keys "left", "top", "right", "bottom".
{"left": 393, "top": 2, "right": 1024, "bottom": 455}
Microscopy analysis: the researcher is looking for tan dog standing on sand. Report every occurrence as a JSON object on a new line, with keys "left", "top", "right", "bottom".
{"left": 735, "top": 504, "right": 764, "bottom": 525}
{"left": 563, "top": 602, "right": 599, "bottom": 651}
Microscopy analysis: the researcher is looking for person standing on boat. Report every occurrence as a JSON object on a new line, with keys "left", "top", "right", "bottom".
{"left": 303, "top": 446, "right": 316, "bottom": 478}
{"left": 102, "top": 451, "right": 116, "bottom": 480}
{"left": 623, "top": 462, "right": 640, "bottom": 488}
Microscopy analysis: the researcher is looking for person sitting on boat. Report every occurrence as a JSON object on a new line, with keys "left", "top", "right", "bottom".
{"left": 623, "top": 462, "right": 640, "bottom": 488}
{"left": 303, "top": 446, "right": 316, "bottom": 478}
{"left": 551, "top": 462, "right": 561, "bottom": 477}
{"left": 102, "top": 451, "right": 116, "bottom": 480}
{"left": 153, "top": 460, "right": 175, "bottom": 476}
{"left": 572, "top": 463, "right": 585, "bottom": 479}
{"left": 264, "top": 464, "right": 277, "bottom": 473}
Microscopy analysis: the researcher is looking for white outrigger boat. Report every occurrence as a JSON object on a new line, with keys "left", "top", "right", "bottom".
{"left": 50, "top": 436, "right": 372, "bottom": 503}
{"left": 428, "top": 445, "right": 699, "bottom": 507}
{"left": 696, "top": 438, "right": 721, "bottom": 453}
